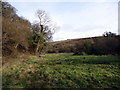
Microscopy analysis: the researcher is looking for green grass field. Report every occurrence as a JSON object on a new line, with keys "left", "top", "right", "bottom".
{"left": 2, "top": 53, "right": 120, "bottom": 88}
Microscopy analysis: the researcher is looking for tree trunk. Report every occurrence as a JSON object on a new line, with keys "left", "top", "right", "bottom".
{"left": 15, "top": 43, "right": 19, "bottom": 49}
{"left": 35, "top": 42, "right": 40, "bottom": 54}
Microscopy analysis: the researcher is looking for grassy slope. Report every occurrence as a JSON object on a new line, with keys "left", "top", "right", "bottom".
{"left": 2, "top": 53, "right": 120, "bottom": 88}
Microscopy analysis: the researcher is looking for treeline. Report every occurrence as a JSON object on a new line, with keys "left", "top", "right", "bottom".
{"left": 48, "top": 32, "right": 120, "bottom": 55}
{"left": 2, "top": 1, "right": 54, "bottom": 57}
{"left": 2, "top": 1, "right": 120, "bottom": 57}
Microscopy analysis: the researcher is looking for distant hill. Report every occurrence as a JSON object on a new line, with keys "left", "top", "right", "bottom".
{"left": 48, "top": 35, "right": 120, "bottom": 55}
{"left": 51, "top": 36, "right": 103, "bottom": 47}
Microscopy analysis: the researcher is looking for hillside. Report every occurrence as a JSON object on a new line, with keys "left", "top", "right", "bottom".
{"left": 48, "top": 35, "right": 120, "bottom": 55}
{"left": 52, "top": 36, "right": 103, "bottom": 46}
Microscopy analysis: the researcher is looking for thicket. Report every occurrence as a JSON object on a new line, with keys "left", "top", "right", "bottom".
{"left": 2, "top": 1, "right": 54, "bottom": 57}
{"left": 49, "top": 34, "right": 120, "bottom": 55}
{"left": 74, "top": 36, "right": 120, "bottom": 55}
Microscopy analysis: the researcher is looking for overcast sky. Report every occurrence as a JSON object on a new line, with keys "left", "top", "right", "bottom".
{"left": 7, "top": 0, "right": 119, "bottom": 41}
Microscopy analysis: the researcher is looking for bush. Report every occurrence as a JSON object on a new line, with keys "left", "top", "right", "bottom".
{"left": 47, "top": 49, "right": 56, "bottom": 53}
{"left": 73, "top": 36, "right": 120, "bottom": 55}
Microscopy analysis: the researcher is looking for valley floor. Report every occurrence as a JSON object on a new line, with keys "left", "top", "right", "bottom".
{"left": 2, "top": 53, "right": 120, "bottom": 88}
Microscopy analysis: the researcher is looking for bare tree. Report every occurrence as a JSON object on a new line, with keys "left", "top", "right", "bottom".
{"left": 36, "top": 9, "right": 50, "bottom": 25}
{"left": 33, "top": 9, "right": 55, "bottom": 54}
